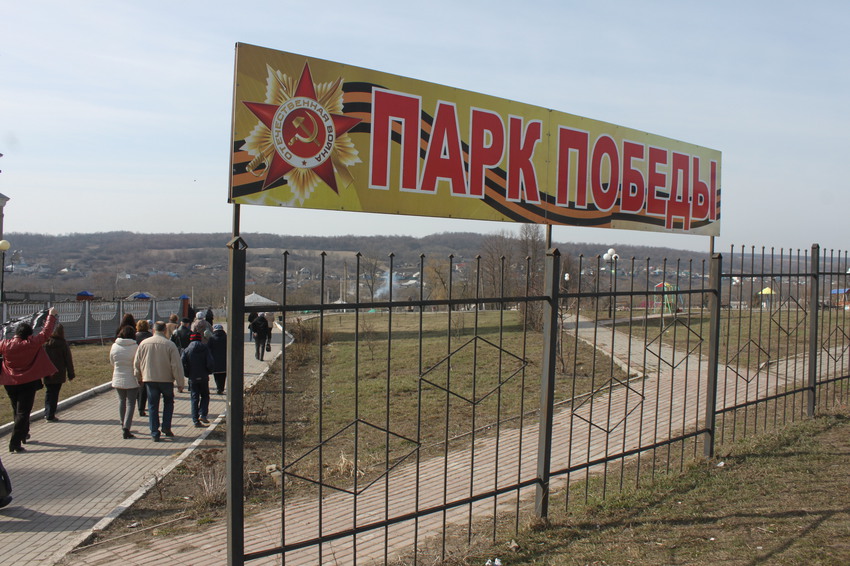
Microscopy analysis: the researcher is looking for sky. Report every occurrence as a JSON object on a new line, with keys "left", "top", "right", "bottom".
{"left": 1, "top": 0, "right": 848, "bottom": 254}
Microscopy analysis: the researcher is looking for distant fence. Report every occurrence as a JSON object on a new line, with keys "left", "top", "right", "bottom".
{"left": 0, "top": 299, "right": 186, "bottom": 342}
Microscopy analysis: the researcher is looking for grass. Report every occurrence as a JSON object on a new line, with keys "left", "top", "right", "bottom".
{"left": 462, "top": 406, "right": 850, "bottom": 565}
{"left": 280, "top": 310, "right": 630, "bottom": 491}
{"left": 0, "top": 342, "right": 113, "bottom": 425}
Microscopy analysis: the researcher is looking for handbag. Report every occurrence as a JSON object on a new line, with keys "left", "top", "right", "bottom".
{"left": 265, "top": 343, "right": 271, "bottom": 352}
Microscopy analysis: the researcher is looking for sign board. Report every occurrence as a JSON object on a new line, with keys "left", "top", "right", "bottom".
{"left": 230, "top": 43, "right": 721, "bottom": 236}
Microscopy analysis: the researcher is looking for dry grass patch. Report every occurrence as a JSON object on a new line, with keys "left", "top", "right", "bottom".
{"left": 473, "top": 407, "right": 850, "bottom": 565}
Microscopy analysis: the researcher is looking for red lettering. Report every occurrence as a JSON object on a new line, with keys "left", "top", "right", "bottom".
{"left": 621, "top": 141, "right": 645, "bottom": 213}
{"left": 691, "top": 156, "right": 709, "bottom": 222}
{"left": 469, "top": 108, "right": 505, "bottom": 198}
{"left": 507, "top": 117, "right": 542, "bottom": 203}
{"left": 556, "top": 127, "right": 589, "bottom": 207}
{"left": 590, "top": 135, "right": 620, "bottom": 211}
{"left": 369, "top": 88, "right": 421, "bottom": 191}
{"left": 420, "top": 101, "right": 467, "bottom": 195}
{"left": 710, "top": 160, "right": 718, "bottom": 221}
{"left": 666, "top": 152, "right": 691, "bottom": 230}
{"left": 646, "top": 147, "right": 667, "bottom": 217}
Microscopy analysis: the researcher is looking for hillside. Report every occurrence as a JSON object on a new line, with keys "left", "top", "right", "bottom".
{"left": 2, "top": 230, "right": 709, "bottom": 306}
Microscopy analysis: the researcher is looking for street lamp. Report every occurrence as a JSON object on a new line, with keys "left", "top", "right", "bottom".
{"left": 0, "top": 193, "right": 9, "bottom": 240}
{"left": 602, "top": 247, "right": 619, "bottom": 317}
{"left": 0, "top": 239, "right": 10, "bottom": 303}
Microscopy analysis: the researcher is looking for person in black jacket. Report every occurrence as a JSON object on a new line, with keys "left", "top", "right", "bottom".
{"left": 171, "top": 317, "right": 191, "bottom": 352}
{"left": 249, "top": 313, "right": 271, "bottom": 361}
{"left": 247, "top": 311, "right": 257, "bottom": 343}
{"left": 134, "top": 320, "right": 154, "bottom": 417}
{"left": 43, "top": 324, "right": 75, "bottom": 422}
{"left": 181, "top": 332, "right": 214, "bottom": 427}
{"left": 207, "top": 324, "right": 227, "bottom": 394}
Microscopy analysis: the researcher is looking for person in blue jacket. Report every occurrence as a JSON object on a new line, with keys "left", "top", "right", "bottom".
{"left": 181, "top": 333, "right": 214, "bottom": 427}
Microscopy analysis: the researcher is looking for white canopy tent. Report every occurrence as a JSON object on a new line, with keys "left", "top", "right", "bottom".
{"left": 244, "top": 292, "right": 276, "bottom": 306}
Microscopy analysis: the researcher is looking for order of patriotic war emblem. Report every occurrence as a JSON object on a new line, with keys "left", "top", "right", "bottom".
{"left": 272, "top": 98, "right": 335, "bottom": 168}
{"left": 240, "top": 62, "right": 362, "bottom": 203}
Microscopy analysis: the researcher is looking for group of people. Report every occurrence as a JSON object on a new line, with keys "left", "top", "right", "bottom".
{"left": 109, "top": 310, "right": 229, "bottom": 441}
{"left": 0, "top": 306, "right": 272, "bottom": 508}
{"left": 0, "top": 307, "right": 71, "bottom": 507}
{"left": 0, "top": 307, "right": 75, "bottom": 454}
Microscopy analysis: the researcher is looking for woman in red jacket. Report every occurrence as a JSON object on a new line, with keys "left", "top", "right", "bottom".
{"left": 0, "top": 307, "right": 58, "bottom": 453}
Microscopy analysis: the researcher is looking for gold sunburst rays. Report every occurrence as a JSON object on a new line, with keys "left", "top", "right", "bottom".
{"left": 241, "top": 62, "right": 362, "bottom": 204}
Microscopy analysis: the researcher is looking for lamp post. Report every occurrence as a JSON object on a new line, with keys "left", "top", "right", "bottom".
{"left": 602, "top": 247, "right": 618, "bottom": 317}
{"left": 0, "top": 192, "right": 9, "bottom": 306}
{"left": 0, "top": 239, "right": 10, "bottom": 304}
{"left": 0, "top": 193, "right": 9, "bottom": 240}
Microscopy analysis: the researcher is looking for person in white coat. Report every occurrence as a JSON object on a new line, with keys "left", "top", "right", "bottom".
{"left": 110, "top": 325, "right": 140, "bottom": 439}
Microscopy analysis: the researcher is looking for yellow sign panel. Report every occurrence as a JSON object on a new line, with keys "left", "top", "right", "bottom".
{"left": 230, "top": 43, "right": 721, "bottom": 236}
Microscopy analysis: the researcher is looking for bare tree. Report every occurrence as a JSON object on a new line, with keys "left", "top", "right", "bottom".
{"left": 478, "top": 230, "right": 516, "bottom": 306}
{"left": 517, "top": 224, "right": 547, "bottom": 330}
{"left": 424, "top": 256, "right": 452, "bottom": 304}
{"left": 359, "top": 255, "right": 384, "bottom": 302}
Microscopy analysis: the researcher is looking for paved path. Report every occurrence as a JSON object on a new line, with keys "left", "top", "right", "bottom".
{"left": 54, "top": 314, "right": 827, "bottom": 565}
{"left": 0, "top": 326, "right": 281, "bottom": 566}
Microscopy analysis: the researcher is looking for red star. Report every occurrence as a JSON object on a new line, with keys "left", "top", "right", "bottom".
{"left": 243, "top": 63, "right": 361, "bottom": 193}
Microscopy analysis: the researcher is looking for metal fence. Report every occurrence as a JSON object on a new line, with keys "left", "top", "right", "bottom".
{"left": 226, "top": 243, "right": 849, "bottom": 564}
{"left": 0, "top": 299, "right": 184, "bottom": 342}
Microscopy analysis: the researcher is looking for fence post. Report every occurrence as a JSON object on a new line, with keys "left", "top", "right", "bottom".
{"left": 704, "top": 253, "right": 722, "bottom": 459}
{"left": 535, "top": 247, "right": 560, "bottom": 519}
{"left": 226, "top": 235, "right": 247, "bottom": 566}
{"left": 84, "top": 300, "right": 90, "bottom": 340}
{"left": 807, "top": 244, "right": 820, "bottom": 417}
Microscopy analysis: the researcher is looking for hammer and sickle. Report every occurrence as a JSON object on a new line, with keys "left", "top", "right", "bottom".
{"left": 289, "top": 114, "right": 321, "bottom": 147}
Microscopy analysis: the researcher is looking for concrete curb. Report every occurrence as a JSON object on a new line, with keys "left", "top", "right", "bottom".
{"left": 0, "top": 381, "right": 113, "bottom": 438}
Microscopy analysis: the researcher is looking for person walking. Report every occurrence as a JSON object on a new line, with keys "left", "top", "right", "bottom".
{"left": 42, "top": 323, "right": 75, "bottom": 422}
{"left": 134, "top": 319, "right": 153, "bottom": 417}
{"left": 247, "top": 311, "right": 257, "bottom": 343}
{"left": 181, "top": 332, "right": 214, "bottom": 427}
{"left": 110, "top": 325, "right": 140, "bottom": 438}
{"left": 250, "top": 312, "right": 271, "bottom": 361}
{"left": 115, "top": 313, "right": 136, "bottom": 338}
{"left": 164, "top": 314, "right": 180, "bottom": 338}
{"left": 191, "top": 311, "right": 211, "bottom": 343}
{"left": 133, "top": 321, "right": 184, "bottom": 442}
{"left": 171, "top": 317, "right": 191, "bottom": 353}
{"left": 0, "top": 307, "right": 58, "bottom": 453}
{"left": 207, "top": 324, "right": 227, "bottom": 394}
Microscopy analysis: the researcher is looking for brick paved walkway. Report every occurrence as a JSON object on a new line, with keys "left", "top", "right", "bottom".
{"left": 0, "top": 326, "right": 277, "bottom": 566}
